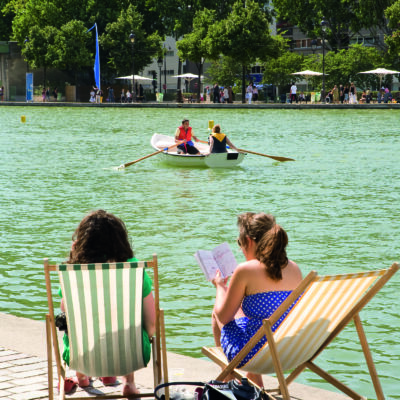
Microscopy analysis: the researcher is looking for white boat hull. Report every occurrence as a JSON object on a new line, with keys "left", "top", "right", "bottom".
{"left": 151, "top": 133, "right": 245, "bottom": 168}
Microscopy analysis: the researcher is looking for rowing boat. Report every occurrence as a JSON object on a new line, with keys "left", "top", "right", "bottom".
{"left": 151, "top": 133, "right": 246, "bottom": 168}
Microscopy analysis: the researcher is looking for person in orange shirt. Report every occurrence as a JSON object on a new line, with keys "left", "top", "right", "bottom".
{"left": 174, "top": 118, "right": 200, "bottom": 154}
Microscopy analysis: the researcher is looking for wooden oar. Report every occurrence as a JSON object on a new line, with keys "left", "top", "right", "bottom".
{"left": 236, "top": 148, "right": 295, "bottom": 162}
{"left": 115, "top": 142, "right": 182, "bottom": 170}
{"left": 202, "top": 134, "right": 293, "bottom": 162}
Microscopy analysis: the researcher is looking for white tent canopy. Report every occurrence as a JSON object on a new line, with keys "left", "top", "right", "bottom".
{"left": 291, "top": 70, "right": 323, "bottom": 76}
{"left": 115, "top": 75, "right": 153, "bottom": 81}
{"left": 358, "top": 68, "right": 400, "bottom": 88}
{"left": 291, "top": 70, "right": 324, "bottom": 91}
{"left": 172, "top": 73, "right": 202, "bottom": 80}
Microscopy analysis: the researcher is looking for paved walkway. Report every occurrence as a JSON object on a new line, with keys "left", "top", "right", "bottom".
{"left": 0, "top": 313, "right": 349, "bottom": 400}
{"left": 1, "top": 100, "right": 400, "bottom": 109}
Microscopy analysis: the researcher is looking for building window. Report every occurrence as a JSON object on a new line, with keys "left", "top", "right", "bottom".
{"left": 251, "top": 65, "right": 261, "bottom": 74}
{"left": 349, "top": 36, "right": 376, "bottom": 46}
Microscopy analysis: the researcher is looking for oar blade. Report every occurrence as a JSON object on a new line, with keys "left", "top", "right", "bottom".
{"left": 237, "top": 148, "right": 295, "bottom": 162}
{"left": 112, "top": 141, "right": 182, "bottom": 170}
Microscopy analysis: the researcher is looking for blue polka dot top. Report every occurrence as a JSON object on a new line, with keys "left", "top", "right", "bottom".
{"left": 221, "top": 291, "right": 295, "bottom": 367}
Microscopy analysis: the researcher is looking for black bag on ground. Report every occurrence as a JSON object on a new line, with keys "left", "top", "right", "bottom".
{"left": 154, "top": 378, "right": 270, "bottom": 400}
{"left": 203, "top": 379, "right": 269, "bottom": 400}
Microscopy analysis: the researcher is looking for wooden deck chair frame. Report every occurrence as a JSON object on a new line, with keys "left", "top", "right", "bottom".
{"left": 44, "top": 254, "right": 169, "bottom": 400}
{"left": 203, "top": 263, "right": 399, "bottom": 400}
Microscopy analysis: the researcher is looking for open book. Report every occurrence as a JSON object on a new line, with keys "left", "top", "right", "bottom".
{"left": 194, "top": 242, "right": 237, "bottom": 281}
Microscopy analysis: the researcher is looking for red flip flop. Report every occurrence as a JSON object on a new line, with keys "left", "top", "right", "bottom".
{"left": 58, "top": 377, "right": 78, "bottom": 394}
{"left": 100, "top": 376, "right": 117, "bottom": 386}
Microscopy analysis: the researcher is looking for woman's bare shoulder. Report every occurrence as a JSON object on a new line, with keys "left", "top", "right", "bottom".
{"left": 286, "top": 260, "right": 303, "bottom": 280}
{"left": 236, "top": 259, "right": 261, "bottom": 271}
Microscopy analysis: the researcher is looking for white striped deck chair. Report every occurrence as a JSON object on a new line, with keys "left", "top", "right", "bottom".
{"left": 45, "top": 254, "right": 169, "bottom": 400}
{"left": 203, "top": 263, "right": 399, "bottom": 400}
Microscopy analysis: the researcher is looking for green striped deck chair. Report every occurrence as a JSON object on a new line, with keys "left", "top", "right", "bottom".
{"left": 45, "top": 255, "right": 169, "bottom": 400}
{"left": 203, "top": 263, "right": 398, "bottom": 400}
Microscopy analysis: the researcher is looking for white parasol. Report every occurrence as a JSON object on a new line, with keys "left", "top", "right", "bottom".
{"left": 172, "top": 73, "right": 203, "bottom": 92}
{"left": 115, "top": 75, "right": 153, "bottom": 81}
{"left": 172, "top": 73, "right": 202, "bottom": 80}
{"left": 358, "top": 68, "right": 400, "bottom": 88}
{"left": 291, "top": 70, "right": 324, "bottom": 91}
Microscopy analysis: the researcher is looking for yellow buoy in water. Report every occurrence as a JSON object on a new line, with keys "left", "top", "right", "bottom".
{"left": 208, "top": 120, "right": 214, "bottom": 129}
{"left": 21, "top": 115, "right": 26, "bottom": 123}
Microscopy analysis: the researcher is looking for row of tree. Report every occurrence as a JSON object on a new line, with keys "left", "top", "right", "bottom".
{"left": 1, "top": 0, "right": 400, "bottom": 100}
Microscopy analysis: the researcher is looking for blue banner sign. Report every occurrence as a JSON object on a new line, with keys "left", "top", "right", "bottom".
{"left": 26, "top": 73, "right": 33, "bottom": 102}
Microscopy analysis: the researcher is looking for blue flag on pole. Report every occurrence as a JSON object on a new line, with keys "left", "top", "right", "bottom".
{"left": 87, "top": 23, "right": 100, "bottom": 90}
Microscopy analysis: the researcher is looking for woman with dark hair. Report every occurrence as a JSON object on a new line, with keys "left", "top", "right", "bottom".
{"left": 60, "top": 210, "right": 156, "bottom": 397}
{"left": 211, "top": 212, "right": 302, "bottom": 386}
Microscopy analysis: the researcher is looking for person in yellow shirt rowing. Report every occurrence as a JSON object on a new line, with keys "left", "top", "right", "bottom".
{"left": 208, "top": 124, "right": 240, "bottom": 154}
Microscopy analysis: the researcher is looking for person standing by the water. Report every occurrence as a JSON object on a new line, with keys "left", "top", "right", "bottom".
{"left": 339, "top": 84, "right": 344, "bottom": 104}
{"left": 290, "top": 82, "right": 297, "bottom": 104}
{"left": 213, "top": 83, "right": 220, "bottom": 103}
{"left": 246, "top": 82, "right": 253, "bottom": 104}
{"left": 0, "top": 85, "right": 3, "bottom": 101}
{"left": 349, "top": 82, "right": 357, "bottom": 104}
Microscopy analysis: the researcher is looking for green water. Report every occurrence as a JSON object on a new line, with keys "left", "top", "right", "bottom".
{"left": 0, "top": 106, "right": 399, "bottom": 399}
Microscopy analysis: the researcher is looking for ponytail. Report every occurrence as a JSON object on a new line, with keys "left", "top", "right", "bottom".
{"left": 255, "top": 224, "right": 288, "bottom": 281}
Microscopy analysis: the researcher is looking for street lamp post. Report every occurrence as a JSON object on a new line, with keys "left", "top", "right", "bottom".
{"left": 129, "top": 32, "right": 135, "bottom": 102}
{"left": 163, "top": 47, "right": 167, "bottom": 94}
{"left": 157, "top": 56, "right": 163, "bottom": 94}
{"left": 24, "top": 37, "right": 29, "bottom": 72}
{"left": 321, "top": 18, "right": 328, "bottom": 103}
{"left": 311, "top": 39, "right": 317, "bottom": 55}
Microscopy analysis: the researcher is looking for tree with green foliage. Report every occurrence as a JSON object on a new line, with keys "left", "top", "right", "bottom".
{"left": 7, "top": 0, "right": 96, "bottom": 83}
{"left": 385, "top": 0, "right": 400, "bottom": 66}
{"left": 209, "top": 0, "right": 281, "bottom": 102}
{"left": 302, "top": 45, "right": 382, "bottom": 90}
{"left": 146, "top": 0, "right": 273, "bottom": 90}
{"left": 205, "top": 55, "right": 242, "bottom": 89}
{"left": 177, "top": 9, "right": 218, "bottom": 101}
{"left": 53, "top": 21, "right": 94, "bottom": 79}
{"left": 22, "top": 25, "right": 59, "bottom": 86}
{"left": 354, "top": 0, "right": 394, "bottom": 49}
{"left": 272, "top": 0, "right": 393, "bottom": 52}
{"left": 262, "top": 51, "right": 304, "bottom": 95}
{"left": 5, "top": 0, "right": 163, "bottom": 86}
{"left": 0, "top": 0, "right": 14, "bottom": 40}
{"left": 99, "top": 5, "right": 162, "bottom": 78}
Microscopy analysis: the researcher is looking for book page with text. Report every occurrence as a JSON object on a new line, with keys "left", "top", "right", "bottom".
{"left": 211, "top": 242, "right": 237, "bottom": 278}
{"left": 194, "top": 250, "right": 219, "bottom": 281}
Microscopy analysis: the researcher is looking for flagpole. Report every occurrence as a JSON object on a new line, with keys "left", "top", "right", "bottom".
{"left": 87, "top": 23, "right": 100, "bottom": 92}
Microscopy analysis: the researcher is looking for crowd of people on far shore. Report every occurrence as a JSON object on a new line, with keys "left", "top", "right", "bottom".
{"left": 76, "top": 80, "right": 400, "bottom": 105}
{"left": 289, "top": 81, "right": 399, "bottom": 104}
{"left": 89, "top": 84, "right": 145, "bottom": 103}
{"left": 203, "top": 82, "right": 260, "bottom": 104}
{"left": 40, "top": 87, "right": 58, "bottom": 102}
